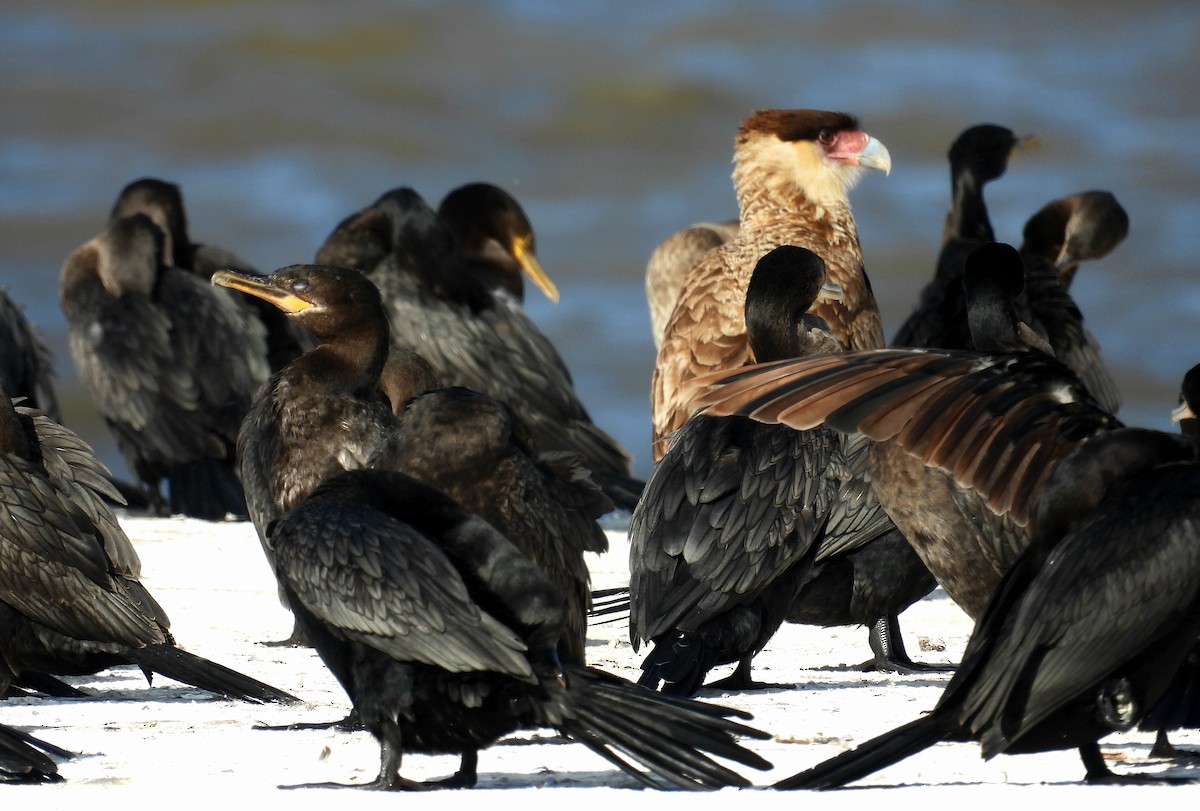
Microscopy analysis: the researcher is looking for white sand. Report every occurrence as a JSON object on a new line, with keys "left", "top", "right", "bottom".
{"left": 4, "top": 513, "right": 1198, "bottom": 808}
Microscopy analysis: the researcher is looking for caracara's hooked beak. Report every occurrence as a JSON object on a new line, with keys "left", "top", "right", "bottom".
{"left": 510, "top": 234, "right": 559, "bottom": 304}
{"left": 827, "top": 133, "right": 893, "bottom": 176}
{"left": 855, "top": 136, "right": 892, "bottom": 175}
{"left": 212, "top": 269, "right": 315, "bottom": 314}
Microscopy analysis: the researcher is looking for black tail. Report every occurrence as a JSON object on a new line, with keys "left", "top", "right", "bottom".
{"left": 774, "top": 713, "right": 949, "bottom": 789}
{"left": 554, "top": 665, "right": 772, "bottom": 790}
{"left": 588, "top": 586, "right": 630, "bottom": 625}
{"left": 126, "top": 644, "right": 299, "bottom": 704}
{"left": 0, "top": 723, "right": 73, "bottom": 784}
{"left": 167, "top": 459, "right": 249, "bottom": 521}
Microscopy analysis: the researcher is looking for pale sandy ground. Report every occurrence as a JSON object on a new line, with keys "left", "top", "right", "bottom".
{"left": 4, "top": 513, "right": 1199, "bottom": 808}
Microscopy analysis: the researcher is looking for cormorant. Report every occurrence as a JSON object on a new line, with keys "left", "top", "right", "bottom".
{"left": 891, "top": 123, "right": 1034, "bottom": 350}
{"left": 268, "top": 467, "right": 772, "bottom": 789}
{"left": 315, "top": 187, "right": 642, "bottom": 510}
{"left": 1019, "top": 189, "right": 1130, "bottom": 289}
{"left": 436, "top": 182, "right": 560, "bottom": 304}
{"left": 371, "top": 385, "right": 611, "bottom": 666}
{"left": 629, "top": 246, "right": 934, "bottom": 696}
{"left": 694, "top": 251, "right": 1200, "bottom": 784}
{"left": 108, "top": 177, "right": 315, "bottom": 372}
{"left": 1018, "top": 190, "right": 1128, "bottom": 413}
{"left": 212, "top": 264, "right": 398, "bottom": 645}
{"left": 694, "top": 242, "right": 1113, "bottom": 619}
{"left": 651, "top": 108, "right": 891, "bottom": 459}
{"left": 59, "top": 212, "right": 269, "bottom": 520}
{"left": 0, "top": 380, "right": 296, "bottom": 704}
{"left": 216, "top": 264, "right": 611, "bottom": 666}
{"left": 0, "top": 285, "right": 58, "bottom": 422}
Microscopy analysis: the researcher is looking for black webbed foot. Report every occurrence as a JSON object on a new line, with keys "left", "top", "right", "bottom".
{"left": 860, "top": 615, "right": 957, "bottom": 674}
{"left": 255, "top": 710, "right": 362, "bottom": 733}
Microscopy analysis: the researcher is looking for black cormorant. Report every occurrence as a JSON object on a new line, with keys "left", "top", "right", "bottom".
{"left": 268, "top": 467, "right": 772, "bottom": 789}
{"left": 0, "top": 722, "right": 71, "bottom": 783}
{"left": 108, "top": 177, "right": 314, "bottom": 371}
{"left": 892, "top": 123, "right": 1033, "bottom": 350}
{"left": 212, "top": 263, "right": 398, "bottom": 645}
{"left": 0, "top": 380, "right": 296, "bottom": 703}
{"left": 315, "top": 188, "right": 641, "bottom": 511}
{"left": 59, "top": 213, "right": 269, "bottom": 520}
{"left": 217, "top": 264, "right": 611, "bottom": 666}
{"left": 0, "top": 286, "right": 58, "bottom": 422}
{"left": 436, "top": 182, "right": 559, "bottom": 304}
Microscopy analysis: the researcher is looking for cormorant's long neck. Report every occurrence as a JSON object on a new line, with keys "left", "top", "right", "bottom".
{"left": 304, "top": 324, "right": 391, "bottom": 397}
{"left": 946, "top": 169, "right": 993, "bottom": 247}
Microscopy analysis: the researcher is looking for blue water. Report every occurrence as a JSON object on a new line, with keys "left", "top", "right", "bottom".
{"left": 2, "top": 0, "right": 1198, "bottom": 482}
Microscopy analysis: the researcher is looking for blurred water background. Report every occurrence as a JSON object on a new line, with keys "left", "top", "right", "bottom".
{"left": 2, "top": 0, "right": 1198, "bottom": 487}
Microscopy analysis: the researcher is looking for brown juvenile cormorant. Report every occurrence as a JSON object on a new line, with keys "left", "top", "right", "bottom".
{"left": 268, "top": 467, "right": 772, "bottom": 789}
{"left": 436, "top": 181, "right": 560, "bottom": 304}
{"left": 651, "top": 109, "right": 891, "bottom": 459}
{"left": 0, "top": 380, "right": 296, "bottom": 703}
{"left": 629, "top": 246, "right": 934, "bottom": 696}
{"left": 315, "top": 187, "right": 642, "bottom": 510}
{"left": 0, "top": 285, "right": 58, "bottom": 422}
{"left": 108, "top": 177, "right": 315, "bottom": 371}
{"left": 891, "top": 123, "right": 1034, "bottom": 349}
{"left": 694, "top": 255, "right": 1200, "bottom": 783}
{"left": 59, "top": 213, "right": 270, "bottom": 520}
{"left": 693, "top": 241, "right": 1116, "bottom": 619}
{"left": 644, "top": 218, "right": 739, "bottom": 350}
{"left": 771, "top": 425, "right": 1200, "bottom": 786}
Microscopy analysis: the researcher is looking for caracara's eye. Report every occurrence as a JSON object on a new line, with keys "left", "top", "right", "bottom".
{"left": 817, "top": 129, "right": 836, "bottom": 146}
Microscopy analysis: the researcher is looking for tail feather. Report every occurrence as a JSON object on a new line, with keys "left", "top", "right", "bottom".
{"left": 125, "top": 644, "right": 299, "bottom": 704}
{"left": 0, "top": 724, "right": 73, "bottom": 783}
{"left": 587, "top": 586, "right": 630, "bottom": 625}
{"left": 167, "top": 460, "right": 248, "bottom": 521}
{"left": 555, "top": 666, "right": 771, "bottom": 790}
{"left": 774, "top": 713, "right": 949, "bottom": 789}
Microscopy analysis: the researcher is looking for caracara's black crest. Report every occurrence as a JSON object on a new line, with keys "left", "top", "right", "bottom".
{"left": 737, "top": 109, "right": 859, "bottom": 145}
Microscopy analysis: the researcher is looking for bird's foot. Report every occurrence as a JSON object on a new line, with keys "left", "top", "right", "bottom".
{"left": 704, "top": 673, "right": 794, "bottom": 692}
{"left": 281, "top": 770, "right": 473, "bottom": 791}
{"left": 1085, "top": 770, "right": 1199, "bottom": 785}
{"left": 255, "top": 712, "right": 362, "bottom": 733}
{"left": 857, "top": 655, "right": 957, "bottom": 675}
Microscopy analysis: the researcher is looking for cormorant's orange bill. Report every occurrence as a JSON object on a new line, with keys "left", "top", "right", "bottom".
{"left": 211, "top": 269, "right": 315, "bottom": 314}
{"left": 510, "top": 234, "right": 559, "bottom": 303}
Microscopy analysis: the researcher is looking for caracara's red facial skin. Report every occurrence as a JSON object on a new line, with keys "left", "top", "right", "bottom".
{"left": 823, "top": 129, "right": 870, "bottom": 162}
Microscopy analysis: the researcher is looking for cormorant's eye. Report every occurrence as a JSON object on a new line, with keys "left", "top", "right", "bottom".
{"left": 292, "top": 280, "right": 309, "bottom": 293}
